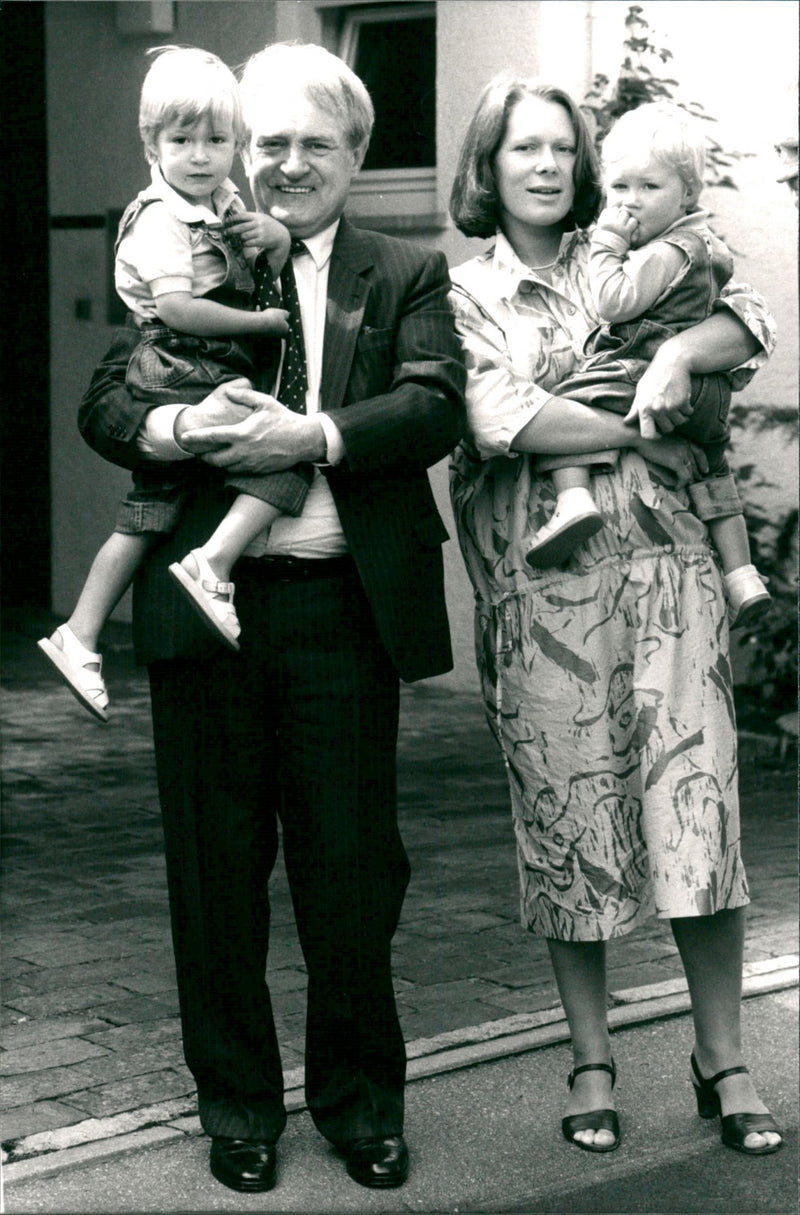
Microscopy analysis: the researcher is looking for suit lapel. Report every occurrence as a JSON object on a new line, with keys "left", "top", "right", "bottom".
{"left": 322, "top": 219, "right": 373, "bottom": 411}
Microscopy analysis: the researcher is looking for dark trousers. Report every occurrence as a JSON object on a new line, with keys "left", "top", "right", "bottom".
{"left": 147, "top": 557, "right": 409, "bottom": 1145}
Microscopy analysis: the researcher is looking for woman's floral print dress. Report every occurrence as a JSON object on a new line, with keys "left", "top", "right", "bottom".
{"left": 450, "top": 229, "right": 775, "bottom": 941}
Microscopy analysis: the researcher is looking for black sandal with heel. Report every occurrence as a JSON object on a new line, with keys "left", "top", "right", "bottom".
{"left": 690, "top": 1053, "right": 782, "bottom": 1155}
{"left": 561, "top": 1060, "right": 620, "bottom": 1153}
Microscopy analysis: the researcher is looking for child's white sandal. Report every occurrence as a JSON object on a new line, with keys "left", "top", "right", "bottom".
{"left": 37, "top": 625, "right": 109, "bottom": 722}
{"left": 168, "top": 550, "right": 241, "bottom": 651}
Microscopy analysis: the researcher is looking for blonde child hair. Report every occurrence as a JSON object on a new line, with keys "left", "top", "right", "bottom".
{"left": 601, "top": 101, "right": 706, "bottom": 201}
{"left": 138, "top": 45, "right": 245, "bottom": 163}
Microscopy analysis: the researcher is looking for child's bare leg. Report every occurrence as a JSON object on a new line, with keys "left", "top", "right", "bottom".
{"left": 65, "top": 532, "right": 153, "bottom": 653}
{"left": 552, "top": 466, "right": 592, "bottom": 496}
{"left": 710, "top": 514, "right": 771, "bottom": 628}
{"left": 182, "top": 495, "right": 282, "bottom": 583}
{"left": 527, "top": 466, "right": 603, "bottom": 570}
{"left": 168, "top": 496, "right": 282, "bottom": 651}
{"left": 708, "top": 514, "right": 752, "bottom": 576}
{"left": 38, "top": 531, "right": 151, "bottom": 721}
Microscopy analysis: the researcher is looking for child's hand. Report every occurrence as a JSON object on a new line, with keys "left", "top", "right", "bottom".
{"left": 225, "top": 211, "right": 291, "bottom": 272}
{"left": 254, "top": 307, "right": 290, "bottom": 337}
{"left": 596, "top": 204, "right": 638, "bottom": 245}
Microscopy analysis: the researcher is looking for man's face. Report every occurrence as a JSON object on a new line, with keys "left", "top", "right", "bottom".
{"left": 244, "top": 86, "right": 365, "bottom": 238}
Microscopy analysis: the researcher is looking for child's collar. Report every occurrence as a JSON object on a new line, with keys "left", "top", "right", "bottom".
{"left": 148, "top": 163, "right": 240, "bottom": 223}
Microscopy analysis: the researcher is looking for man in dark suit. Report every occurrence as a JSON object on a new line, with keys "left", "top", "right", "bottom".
{"left": 78, "top": 42, "right": 464, "bottom": 1195}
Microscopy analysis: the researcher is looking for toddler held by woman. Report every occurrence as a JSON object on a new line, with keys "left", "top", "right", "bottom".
{"left": 528, "top": 103, "right": 770, "bottom": 628}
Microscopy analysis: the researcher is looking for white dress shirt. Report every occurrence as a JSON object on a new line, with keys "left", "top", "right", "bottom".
{"left": 138, "top": 219, "right": 348, "bottom": 558}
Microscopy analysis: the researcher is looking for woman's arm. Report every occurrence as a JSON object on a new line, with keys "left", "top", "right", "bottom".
{"left": 511, "top": 394, "right": 642, "bottom": 454}
{"left": 511, "top": 393, "right": 707, "bottom": 483}
{"left": 450, "top": 283, "right": 563, "bottom": 459}
{"left": 451, "top": 284, "right": 705, "bottom": 479}
{"left": 451, "top": 279, "right": 702, "bottom": 478}
{"left": 629, "top": 287, "right": 775, "bottom": 437}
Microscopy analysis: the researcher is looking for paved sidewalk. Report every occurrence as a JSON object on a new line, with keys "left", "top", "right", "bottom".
{"left": 3, "top": 989, "right": 798, "bottom": 1212}
{"left": 1, "top": 610, "right": 797, "bottom": 1179}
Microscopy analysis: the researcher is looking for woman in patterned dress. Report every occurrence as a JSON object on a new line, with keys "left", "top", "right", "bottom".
{"left": 448, "top": 74, "right": 782, "bottom": 1156}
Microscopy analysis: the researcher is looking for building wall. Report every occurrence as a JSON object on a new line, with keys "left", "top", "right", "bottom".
{"left": 46, "top": 0, "right": 797, "bottom": 694}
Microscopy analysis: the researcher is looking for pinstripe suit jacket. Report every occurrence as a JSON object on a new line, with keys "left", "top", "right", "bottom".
{"left": 79, "top": 219, "right": 466, "bottom": 682}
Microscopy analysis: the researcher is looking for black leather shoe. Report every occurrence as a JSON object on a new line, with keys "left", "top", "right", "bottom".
{"left": 209, "top": 1137, "right": 277, "bottom": 1192}
{"left": 343, "top": 1134, "right": 409, "bottom": 1188}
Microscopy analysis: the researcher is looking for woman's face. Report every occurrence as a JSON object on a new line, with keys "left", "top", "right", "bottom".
{"left": 494, "top": 95, "right": 577, "bottom": 240}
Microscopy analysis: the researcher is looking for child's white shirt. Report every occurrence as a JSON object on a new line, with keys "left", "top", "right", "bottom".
{"left": 115, "top": 164, "right": 243, "bottom": 322}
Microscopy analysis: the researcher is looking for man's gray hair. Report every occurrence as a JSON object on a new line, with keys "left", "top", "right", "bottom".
{"left": 239, "top": 42, "right": 374, "bottom": 152}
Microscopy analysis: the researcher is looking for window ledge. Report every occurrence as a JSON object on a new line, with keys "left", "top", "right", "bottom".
{"left": 346, "top": 168, "right": 443, "bottom": 235}
{"left": 347, "top": 211, "right": 449, "bottom": 236}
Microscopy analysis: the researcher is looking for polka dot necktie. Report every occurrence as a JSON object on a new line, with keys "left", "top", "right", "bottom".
{"left": 252, "top": 240, "right": 309, "bottom": 412}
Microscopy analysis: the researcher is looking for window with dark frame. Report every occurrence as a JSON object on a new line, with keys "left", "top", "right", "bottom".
{"left": 339, "top": 4, "right": 436, "bottom": 173}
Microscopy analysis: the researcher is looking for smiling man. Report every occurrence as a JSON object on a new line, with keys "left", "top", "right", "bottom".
{"left": 79, "top": 41, "right": 464, "bottom": 1197}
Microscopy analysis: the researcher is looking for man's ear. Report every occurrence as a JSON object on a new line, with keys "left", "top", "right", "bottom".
{"left": 351, "top": 140, "right": 369, "bottom": 173}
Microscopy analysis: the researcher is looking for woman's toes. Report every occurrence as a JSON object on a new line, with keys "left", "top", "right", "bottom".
{"left": 572, "top": 1127, "right": 615, "bottom": 1148}
{"left": 592, "top": 1128, "right": 617, "bottom": 1148}
{"left": 742, "top": 1130, "right": 781, "bottom": 1150}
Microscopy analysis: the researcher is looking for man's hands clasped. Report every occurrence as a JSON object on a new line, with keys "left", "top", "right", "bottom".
{"left": 175, "top": 379, "right": 327, "bottom": 472}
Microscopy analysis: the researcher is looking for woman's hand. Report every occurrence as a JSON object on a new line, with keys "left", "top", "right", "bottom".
{"left": 624, "top": 343, "right": 696, "bottom": 438}
{"left": 633, "top": 433, "right": 708, "bottom": 486}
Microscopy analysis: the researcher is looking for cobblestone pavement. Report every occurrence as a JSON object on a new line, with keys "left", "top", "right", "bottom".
{"left": 2, "top": 611, "right": 797, "bottom": 1155}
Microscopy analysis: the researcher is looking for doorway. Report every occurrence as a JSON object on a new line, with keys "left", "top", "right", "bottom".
{"left": 1, "top": 1, "right": 50, "bottom": 611}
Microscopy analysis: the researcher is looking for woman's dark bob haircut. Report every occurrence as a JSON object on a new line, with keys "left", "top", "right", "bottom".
{"left": 450, "top": 74, "right": 602, "bottom": 238}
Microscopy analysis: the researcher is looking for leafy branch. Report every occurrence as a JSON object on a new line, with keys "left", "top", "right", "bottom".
{"left": 581, "top": 4, "right": 750, "bottom": 188}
